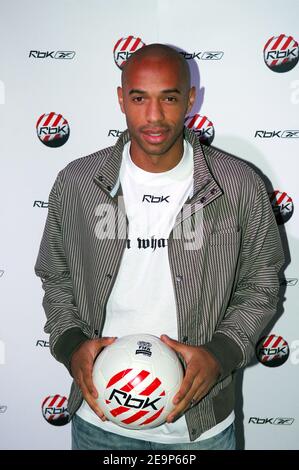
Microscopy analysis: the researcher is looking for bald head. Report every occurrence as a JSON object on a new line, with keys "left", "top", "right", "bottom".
{"left": 121, "top": 43, "right": 191, "bottom": 92}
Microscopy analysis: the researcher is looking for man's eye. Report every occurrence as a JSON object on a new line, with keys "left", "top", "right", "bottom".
{"left": 132, "top": 96, "right": 144, "bottom": 102}
{"left": 165, "top": 96, "right": 177, "bottom": 102}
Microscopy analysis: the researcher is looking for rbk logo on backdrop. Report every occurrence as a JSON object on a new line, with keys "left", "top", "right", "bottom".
{"left": 33, "top": 200, "right": 48, "bottom": 208}
{"left": 185, "top": 114, "right": 215, "bottom": 145}
{"left": 108, "top": 130, "right": 123, "bottom": 138}
{"left": 42, "top": 395, "right": 69, "bottom": 426}
{"left": 279, "top": 278, "right": 298, "bottom": 287}
{"left": 269, "top": 190, "right": 294, "bottom": 225}
{"left": 36, "top": 340, "right": 49, "bottom": 347}
{"left": 249, "top": 417, "right": 295, "bottom": 425}
{"left": 114, "top": 36, "right": 145, "bottom": 69}
{"left": 264, "top": 34, "right": 299, "bottom": 72}
{"left": 180, "top": 51, "right": 224, "bottom": 61}
{"left": 29, "top": 50, "right": 76, "bottom": 59}
{"left": 36, "top": 112, "right": 70, "bottom": 147}
{"left": 256, "top": 334, "right": 289, "bottom": 367}
{"left": 255, "top": 130, "right": 299, "bottom": 138}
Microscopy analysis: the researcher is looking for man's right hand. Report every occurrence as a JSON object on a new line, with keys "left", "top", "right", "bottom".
{"left": 70, "top": 336, "right": 117, "bottom": 421}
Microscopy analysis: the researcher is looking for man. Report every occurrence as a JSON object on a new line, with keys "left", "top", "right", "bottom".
{"left": 35, "top": 44, "right": 284, "bottom": 450}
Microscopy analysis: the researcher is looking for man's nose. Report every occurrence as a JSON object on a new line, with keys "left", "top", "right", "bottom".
{"left": 146, "top": 99, "right": 164, "bottom": 122}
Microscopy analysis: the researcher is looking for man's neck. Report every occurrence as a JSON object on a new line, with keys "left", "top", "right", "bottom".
{"left": 129, "top": 139, "right": 185, "bottom": 173}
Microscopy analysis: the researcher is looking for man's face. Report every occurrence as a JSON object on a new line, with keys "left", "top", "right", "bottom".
{"left": 117, "top": 56, "right": 195, "bottom": 159}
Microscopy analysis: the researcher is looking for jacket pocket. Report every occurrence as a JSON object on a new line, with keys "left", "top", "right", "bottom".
{"left": 207, "top": 229, "right": 242, "bottom": 281}
{"left": 209, "top": 229, "right": 241, "bottom": 246}
{"left": 200, "top": 229, "right": 242, "bottom": 333}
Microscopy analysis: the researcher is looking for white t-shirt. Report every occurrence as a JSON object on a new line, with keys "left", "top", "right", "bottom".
{"left": 76, "top": 140, "right": 234, "bottom": 443}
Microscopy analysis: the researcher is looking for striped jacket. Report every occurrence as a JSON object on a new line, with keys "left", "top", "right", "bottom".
{"left": 34, "top": 127, "right": 285, "bottom": 441}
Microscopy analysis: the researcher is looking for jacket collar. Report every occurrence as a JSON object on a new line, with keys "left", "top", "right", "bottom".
{"left": 93, "top": 127, "right": 223, "bottom": 209}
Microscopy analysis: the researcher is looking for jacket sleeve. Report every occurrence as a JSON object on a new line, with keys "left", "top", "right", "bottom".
{"left": 34, "top": 171, "right": 89, "bottom": 375}
{"left": 203, "top": 174, "right": 285, "bottom": 380}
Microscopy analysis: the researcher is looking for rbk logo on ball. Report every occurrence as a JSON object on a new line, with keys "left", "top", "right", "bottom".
{"left": 36, "top": 112, "right": 70, "bottom": 147}
{"left": 105, "top": 369, "right": 166, "bottom": 426}
{"left": 256, "top": 335, "right": 289, "bottom": 367}
{"left": 185, "top": 114, "right": 215, "bottom": 145}
{"left": 113, "top": 36, "right": 145, "bottom": 69}
{"left": 42, "top": 395, "right": 69, "bottom": 426}
{"left": 264, "top": 34, "right": 299, "bottom": 72}
{"left": 269, "top": 190, "right": 294, "bottom": 225}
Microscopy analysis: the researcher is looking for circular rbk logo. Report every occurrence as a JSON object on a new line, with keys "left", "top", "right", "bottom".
{"left": 113, "top": 35, "right": 145, "bottom": 69}
{"left": 36, "top": 112, "right": 70, "bottom": 147}
{"left": 269, "top": 190, "right": 294, "bottom": 225}
{"left": 42, "top": 395, "right": 69, "bottom": 426}
{"left": 185, "top": 114, "right": 215, "bottom": 145}
{"left": 264, "top": 34, "right": 299, "bottom": 72}
{"left": 104, "top": 368, "right": 166, "bottom": 427}
{"left": 256, "top": 335, "right": 289, "bottom": 367}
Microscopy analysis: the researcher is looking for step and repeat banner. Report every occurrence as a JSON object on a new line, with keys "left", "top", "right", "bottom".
{"left": 0, "top": 0, "right": 298, "bottom": 450}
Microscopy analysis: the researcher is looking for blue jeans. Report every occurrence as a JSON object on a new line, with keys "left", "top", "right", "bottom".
{"left": 72, "top": 414, "right": 236, "bottom": 450}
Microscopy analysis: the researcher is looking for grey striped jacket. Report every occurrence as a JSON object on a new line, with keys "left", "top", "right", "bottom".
{"left": 34, "top": 127, "right": 285, "bottom": 441}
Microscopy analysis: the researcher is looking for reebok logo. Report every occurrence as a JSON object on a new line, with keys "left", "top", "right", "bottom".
{"left": 142, "top": 195, "right": 170, "bottom": 203}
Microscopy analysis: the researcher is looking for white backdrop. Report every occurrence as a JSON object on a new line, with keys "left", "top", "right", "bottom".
{"left": 0, "top": 0, "right": 298, "bottom": 450}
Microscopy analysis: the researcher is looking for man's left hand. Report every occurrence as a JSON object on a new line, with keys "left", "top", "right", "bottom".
{"left": 160, "top": 334, "right": 221, "bottom": 423}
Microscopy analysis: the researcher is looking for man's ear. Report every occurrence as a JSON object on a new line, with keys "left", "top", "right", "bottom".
{"left": 187, "top": 86, "right": 196, "bottom": 114}
{"left": 117, "top": 86, "right": 125, "bottom": 114}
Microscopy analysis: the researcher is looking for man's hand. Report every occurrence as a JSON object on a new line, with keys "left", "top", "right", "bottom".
{"left": 160, "top": 334, "right": 221, "bottom": 423}
{"left": 70, "top": 336, "right": 117, "bottom": 421}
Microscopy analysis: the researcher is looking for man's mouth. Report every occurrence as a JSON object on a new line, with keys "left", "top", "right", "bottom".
{"left": 141, "top": 129, "right": 169, "bottom": 144}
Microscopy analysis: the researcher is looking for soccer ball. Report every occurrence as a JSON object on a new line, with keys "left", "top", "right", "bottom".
{"left": 92, "top": 334, "right": 184, "bottom": 429}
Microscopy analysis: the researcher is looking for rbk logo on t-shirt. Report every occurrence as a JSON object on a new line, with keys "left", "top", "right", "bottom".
{"left": 142, "top": 194, "right": 170, "bottom": 203}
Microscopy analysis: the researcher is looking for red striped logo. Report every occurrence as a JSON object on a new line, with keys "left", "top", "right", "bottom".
{"left": 269, "top": 190, "right": 294, "bottom": 225}
{"left": 42, "top": 395, "right": 69, "bottom": 426}
{"left": 113, "top": 36, "right": 146, "bottom": 69}
{"left": 256, "top": 335, "right": 289, "bottom": 367}
{"left": 185, "top": 114, "right": 214, "bottom": 144}
{"left": 264, "top": 34, "right": 299, "bottom": 72}
{"left": 104, "top": 368, "right": 166, "bottom": 427}
{"left": 36, "top": 112, "right": 70, "bottom": 147}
